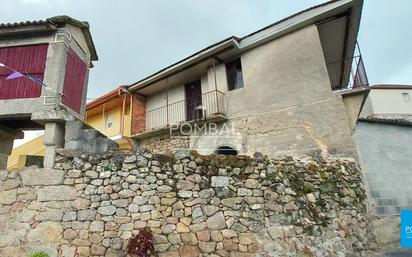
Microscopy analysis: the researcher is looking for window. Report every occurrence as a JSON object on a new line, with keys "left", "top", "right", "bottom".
{"left": 105, "top": 111, "right": 113, "bottom": 129}
{"left": 215, "top": 146, "right": 238, "bottom": 156}
{"left": 226, "top": 58, "right": 244, "bottom": 91}
{"left": 402, "top": 93, "right": 411, "bottom": 102}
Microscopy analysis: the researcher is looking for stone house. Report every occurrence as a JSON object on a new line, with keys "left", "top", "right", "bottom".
{"left": 127, "top": 0, "right": 369, "bottom": 159}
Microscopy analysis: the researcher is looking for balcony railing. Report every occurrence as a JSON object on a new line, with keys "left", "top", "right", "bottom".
{"left": 327, "top": 53, "right": 369, "bottom": 91}
{"left": 326, "top": 41, "right": 368, "bottom": 91}
{"left": 145, "top": 90, "right": 226, "bottom": 131}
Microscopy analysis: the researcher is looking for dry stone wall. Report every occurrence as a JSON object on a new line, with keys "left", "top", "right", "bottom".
{"left": 138, "top": 135, "right": 189, "bottom": 155}
{"left": 0, "top": 150, "right": 372, "bottom": 257}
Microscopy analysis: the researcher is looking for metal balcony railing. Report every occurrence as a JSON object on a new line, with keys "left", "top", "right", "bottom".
{"left": 328, "top": 54, "right": 369, "bottom": 91}
{"left": 145, "top": 90, "right": 226, "bottom": 131}
{"left": 326, "top": 41, "right": 369, "bottom": 91}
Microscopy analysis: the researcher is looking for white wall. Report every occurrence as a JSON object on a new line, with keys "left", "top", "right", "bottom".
{"left": 146, "top": 91, "right": 166, "bottom": 129}
{"left": 368, "top": 89, "right": 412, "bottom": 115}
{"left": 167, "top": 85, "right": 186, "bottom": 125}
{"left": 145, "top": 77, "right": 215, "bottom": 129}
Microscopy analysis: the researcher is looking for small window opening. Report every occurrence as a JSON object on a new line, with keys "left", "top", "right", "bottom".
{"left": 226, "top": 58, "right": 244, "bottom": 91}
{"left": 105, "top": 111, "right": 113, "bottom": 129}
{"left": 402, "top": 92, "right": 411, "bottom": 102}
{"left": 215, "top": 146, "right": 238, "bottom": 156}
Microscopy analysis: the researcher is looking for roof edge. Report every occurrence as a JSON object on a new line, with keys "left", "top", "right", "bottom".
{"left": 371, "top": 84, "right": 412, "bottom": 90}
{"left": 127, "top": 0, "right": 361, "bottom": 92}
{"left": 128, "top": 37, "right": 239, "bottom": 91}
{"left": 0, "top": 15, "right": 98, "bottom": 61}
{"left": 86, "top": 86, "right": 126, "bottom": 110}
{"left": 358, "top": 117, "right": 412, "bottom": 127}
{"left": 49, "top": 15, "right": 99, "bottom": 61}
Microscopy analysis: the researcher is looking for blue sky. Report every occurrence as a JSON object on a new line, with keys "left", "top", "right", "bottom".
{"left": 1, "top": 0, "right": 411, "bottom": 99}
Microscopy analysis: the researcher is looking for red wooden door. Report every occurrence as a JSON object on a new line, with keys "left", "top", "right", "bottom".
{"left": 0, "top": 44, "right": 48, "bottom": 99}
{"left": 62, "top": 48, "right": 87, "bottom": 113}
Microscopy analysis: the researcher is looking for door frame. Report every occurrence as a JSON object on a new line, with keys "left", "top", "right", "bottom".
{"left": 184, "top": 80, "right": 202, "bottom": 121}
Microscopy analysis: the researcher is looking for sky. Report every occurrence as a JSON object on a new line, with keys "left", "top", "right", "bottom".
{"left": 2, "top": 0, "right": 412, "bottom": 145}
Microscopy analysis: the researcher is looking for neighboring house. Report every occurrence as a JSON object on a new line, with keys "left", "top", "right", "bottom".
{"left": 355, "top": 85, "right": 412, "bottom": 216}
{"left": 85, "top": 86, "right": 134, "bottom": 149}
{"left": 7, "top": 86, "right": 134, "bottom": 169}
{"left": 359, "top": 84, "right": 412, "bottom": 121}
{"left": 7, "top": 136, "right": 45, "bottom": 170}
{"left": 127, "top": 0, "right": 369, "bottom": 158}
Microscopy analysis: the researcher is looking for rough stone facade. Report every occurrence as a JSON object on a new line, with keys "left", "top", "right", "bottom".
{"left": 139, "top": 135, "right": 190, "bottom": 155}
{"left": 0, "top": 150, "right": 373, "bottom": 257}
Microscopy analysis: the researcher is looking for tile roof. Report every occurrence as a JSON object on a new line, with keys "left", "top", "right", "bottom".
{"left": 371, "top": 84, "right": 412, "bottom": 90}
{"left": 0, "top": 15, "right": 98, "bottom": 61}
{"left": 358, "top": 117, "right": 412, "bottom": 127}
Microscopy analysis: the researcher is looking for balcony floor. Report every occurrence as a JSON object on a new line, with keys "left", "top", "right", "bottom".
{"left": 132, "top": 113, "right": 228, "bottom": 139}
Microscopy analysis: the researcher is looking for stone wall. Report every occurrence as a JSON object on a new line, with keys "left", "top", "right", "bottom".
{"left": 139, "top": 135, "right": 189, "bottom": 155}
{"left": 64, "top": 120, "right": 119, "bottom": 155}
{"left": 0, "top": 150, "right": 373, "bottom": 257}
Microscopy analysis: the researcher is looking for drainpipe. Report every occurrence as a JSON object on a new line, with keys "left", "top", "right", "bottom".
{"left": 213, "top": 58, "right": 219, "bottom": 113}
{"left": 119, "top": 87, "right": 126, "bottom": 139}
{"left": 165, "top": 78, "right": 169, "bottom": 126}
{"left": 119, "top": 86, "right": 137, "bottom": 149}
{"left": 102, "top": 103, "right": 106, "bottom": 125}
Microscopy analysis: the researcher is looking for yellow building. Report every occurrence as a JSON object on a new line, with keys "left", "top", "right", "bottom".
{"left": 8, "top": 87, "right": 133, "bottom": 169}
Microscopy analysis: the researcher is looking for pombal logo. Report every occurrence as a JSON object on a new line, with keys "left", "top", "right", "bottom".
{"left": 401, "top": 210, "right": 412, "bottom": 248}
{"left": 170, "top": 122, "right": 236, "bottom": 136}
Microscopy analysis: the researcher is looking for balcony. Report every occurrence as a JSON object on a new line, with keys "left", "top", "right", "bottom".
{"left": 136, "top": 90, "right": 226, "bottom": 137}
{"left": 328, "top": 54, "right": 369, "bottom": 91}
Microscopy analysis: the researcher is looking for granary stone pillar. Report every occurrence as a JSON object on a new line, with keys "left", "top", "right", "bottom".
{"left": 0, "top": 126, "right": 23, "bottom": 169}
{"left": 43, "top": 122, "right": 65, "bottom": 168}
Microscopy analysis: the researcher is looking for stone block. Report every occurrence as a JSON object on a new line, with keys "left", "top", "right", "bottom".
{"left": 229, "top": 252, "right": 255, "bottom": 257}
{"left": 90, "top": 221, "right": 105, "bottom": 232}
{"left": 61, "top": 245, "right": 76, "bottom": 257}
{"left": 27, "top": 222, "right": 63, "bottom": 244}
{"left": 211, "top": 176, "right": 229, "bottom": 187}
{"left": 35, "top": 209, "right": 64, "bottom": 221}
{"left": 20, "top": 168, "right": 65, "bottom": 186}
{"left": 0, "top": 189, "right": 17, "bottom": 205}
{"left": 206, "top": 211, "right": 226, "bottom": 230}
{"left": 84, "top": 129, "right": 99, "bottom": 140}
{"left": 65, "top": 120, "right": 84, "bottom": 141}
{"left": 179, "top": 245, "right": 199, "bottom": 257}
{"left": 37, "top": 186, "right": 77, "bottom": 201}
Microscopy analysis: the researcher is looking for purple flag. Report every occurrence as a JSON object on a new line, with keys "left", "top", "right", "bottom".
{"left": 27, "top": 76, "right": 47, "bottom": 88}
{"left": 5, "top": 71, "right": 24, "bottom": 80}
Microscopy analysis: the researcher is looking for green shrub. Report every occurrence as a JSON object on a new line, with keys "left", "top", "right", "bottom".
{"left": 29, "top": 251, "right": 49, "bottom": 257}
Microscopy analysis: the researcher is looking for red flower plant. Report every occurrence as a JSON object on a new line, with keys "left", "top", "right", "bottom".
{"left": 127, "top": 227, "right": 155, "bottom": 257}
